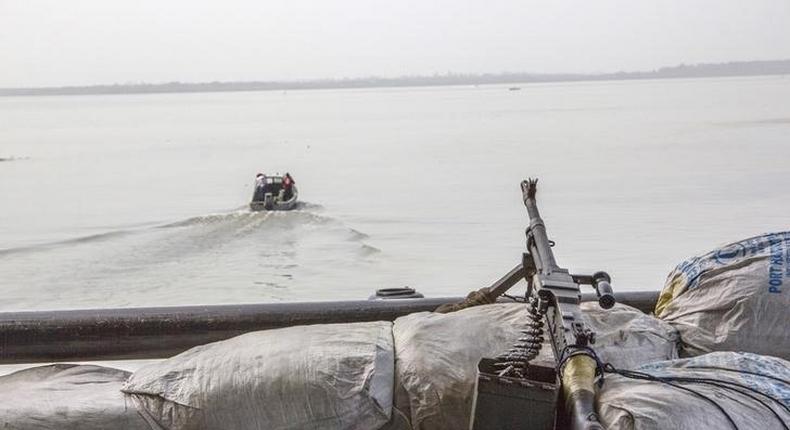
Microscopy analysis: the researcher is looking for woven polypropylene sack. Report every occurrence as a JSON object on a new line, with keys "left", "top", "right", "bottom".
{"left": 598, "top": 351, "right": 790, "bottom": 430}
{"left": 656, "top": 232, "right": 790, "bottom": 359}
{"left": 581, "top": 302, "right": 679, "bottom": 369}
{"left": 123, "top": 321, "right": 394, "bottom": 430}
{"left": 0, "top": 364, "right": 148, "bottom": 430}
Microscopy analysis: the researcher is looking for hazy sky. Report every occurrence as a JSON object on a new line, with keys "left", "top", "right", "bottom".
{"left": 2, "top": 0, "right": 789, "bottom": 87}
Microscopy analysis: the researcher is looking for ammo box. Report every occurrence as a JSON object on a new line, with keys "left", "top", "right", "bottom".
{"left": 470, "top": 357, "right": 559, "bottom": 430}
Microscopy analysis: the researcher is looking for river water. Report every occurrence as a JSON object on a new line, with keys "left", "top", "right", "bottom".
{"left": 1, "top": 76, "right": 789, "bottom": 311}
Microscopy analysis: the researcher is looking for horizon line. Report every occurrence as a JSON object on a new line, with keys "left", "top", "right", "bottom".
{"left": 2, "top": 58, "right": 789, "bottom": 96}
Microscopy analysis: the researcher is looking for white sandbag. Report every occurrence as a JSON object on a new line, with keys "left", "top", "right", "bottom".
{"left": 393, "top": 302, "right": 678, "bottom": 430}
{"left": 582, "top": 302, "right": 679, "bottom": 370}
{"left": 0, "top": 363, "right": 148, "bottom": 430}
{"left": 655, "top": 232, "right": 790, "bottom": 359}
{"left": 123, "top": 321, "right": 394, "bottom": 430}
{"left": 393, "top": 304, "right": 542, "bottom": 430}
{"left": 598, "top": 351, "right": 790, "bottom": 430}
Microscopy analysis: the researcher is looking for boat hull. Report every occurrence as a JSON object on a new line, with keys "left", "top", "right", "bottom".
{"left": 250, "top": 187, "right": 298, "bottom": 211}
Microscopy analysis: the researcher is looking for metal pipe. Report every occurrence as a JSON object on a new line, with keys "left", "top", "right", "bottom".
{"left": 0, "top": 292, "right": 658, "bottom": 364}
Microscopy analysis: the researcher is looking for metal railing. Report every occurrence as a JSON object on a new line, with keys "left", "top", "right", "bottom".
{"left": 0, "top": 292, "right": 658, "bottom": 363}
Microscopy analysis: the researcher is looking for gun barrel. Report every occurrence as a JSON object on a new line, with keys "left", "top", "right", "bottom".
{"left": 521, "top": 179, "right": 559, "bottom": 272}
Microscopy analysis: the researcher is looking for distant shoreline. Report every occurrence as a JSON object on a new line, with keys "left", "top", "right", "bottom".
{"left": 2, "top": 60, "right": 788, "bottom": 97}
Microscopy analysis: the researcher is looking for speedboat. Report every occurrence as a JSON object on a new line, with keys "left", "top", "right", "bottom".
{"left": 250, "top": 175, "right": 298, "bottom": 211}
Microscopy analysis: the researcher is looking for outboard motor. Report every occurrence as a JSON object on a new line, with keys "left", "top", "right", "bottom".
{"left": 263, "top": 193, "right": 274, "bottom": 210}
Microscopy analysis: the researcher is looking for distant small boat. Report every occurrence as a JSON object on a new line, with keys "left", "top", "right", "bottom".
{"left": 508, "top": 87, "right": 521, "bottom": 91}
{"left": 250, "top": 175, "right": 298, "bottom": 211}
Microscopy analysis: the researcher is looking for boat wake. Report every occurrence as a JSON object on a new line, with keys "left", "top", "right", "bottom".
{"left": 0, "top": 203, "right": 380, "bottom": 310}
{"left": 2, "top": 203, "right": 370, "bottom": 255}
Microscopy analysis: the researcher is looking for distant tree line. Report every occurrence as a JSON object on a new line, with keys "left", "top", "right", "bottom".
{"left": 2, "top": 60, "right": 789, "bottom": 97}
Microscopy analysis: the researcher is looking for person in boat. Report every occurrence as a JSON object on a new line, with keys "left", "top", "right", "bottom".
{"left": 283, "top": 172, "right": 295, "bottom": 200}
{"left": 254, "top": 173, "right": 267, "bottom": 200}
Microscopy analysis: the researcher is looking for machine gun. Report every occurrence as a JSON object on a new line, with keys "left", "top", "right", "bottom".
{"left": 469, "top": 179, "right": 615, "bottom": 430}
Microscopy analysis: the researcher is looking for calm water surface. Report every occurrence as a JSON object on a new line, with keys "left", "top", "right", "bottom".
{"left": 1, "top": 76, "right": 789, "bottom": 311}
